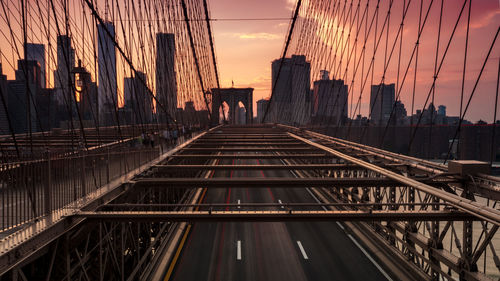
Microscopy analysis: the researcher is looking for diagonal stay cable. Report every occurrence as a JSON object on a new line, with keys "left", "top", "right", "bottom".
{"left": 180, "top": 0, "right": 212, "bottom": 121}
{"left": 82, "top": 0, "right": 177, "bottom": 126}
{"left": 262, "top": 0, "right": 302, "bottom": 124}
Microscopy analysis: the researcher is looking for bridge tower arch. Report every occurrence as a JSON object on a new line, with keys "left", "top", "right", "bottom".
{"left": 211, "top": 88, "right": 253, "bottom": 125}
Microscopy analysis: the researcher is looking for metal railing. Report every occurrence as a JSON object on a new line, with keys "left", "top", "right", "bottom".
{"left": 0, "top": 134, "right": 195, "bottom": 232}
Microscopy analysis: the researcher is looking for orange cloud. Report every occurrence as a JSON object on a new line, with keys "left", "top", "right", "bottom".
{"left": 230, "top": 32, "right": 282, "bottom": 40}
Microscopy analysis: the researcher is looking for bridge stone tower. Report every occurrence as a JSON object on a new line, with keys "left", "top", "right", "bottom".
{"left": 211, "top": 87, "right": 253, "bottom": 125}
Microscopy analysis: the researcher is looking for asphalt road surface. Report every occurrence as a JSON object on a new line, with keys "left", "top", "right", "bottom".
{"left": 170, "top": 155, "right": 391, "bottom": 281}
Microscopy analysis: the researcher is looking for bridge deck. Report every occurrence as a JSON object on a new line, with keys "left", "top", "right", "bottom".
{"left": 1, "top": 125, "right": 498, "bottom": 281}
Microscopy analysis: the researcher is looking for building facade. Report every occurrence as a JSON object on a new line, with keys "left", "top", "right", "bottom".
{"left": 25, "top": 43, "right": 46, "bottom": 88}
{"left": 123, "top": 71, "right": 152, "bottom": 124}
{"left": 270, "top": 55, "right": 311, "bottom": 125}
{"left": 256, "top": 98, "right": 269, "bottom": 123}
{"left": 370, "top": 83, "right": 395, "bottom": 126}
{"left": 155, "top": 33, "right": 176, "bottom": 124}
{"left": 54, "top": 35, "right": 75, "bottom": 108}
{"left": 0, "top": 63, "right": 8, "bottom": 135}
{"left": 97, "top": 22, "right": 117, "bottom": 125}
{"left": 312, "top": 71, "right": 348, "bottom": 125}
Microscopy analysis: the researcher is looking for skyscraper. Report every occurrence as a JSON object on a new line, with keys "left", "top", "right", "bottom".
{"left": 8, "top": 60, "right": 40, "bottom": 133}
{"left": 370, "top": 83, "right": 395, "bottom": 126}
{"left": 54, "top": 35, "right": 74, "bottom": 107}
{"left": 271, "top": 55, "right": 311, "bottom": 125}
{"left": 123, "top": 71, "right": 152, "bottom": 124}
{"left": 25, "top": 43, "right": 45, "bottom": 88}
{"left": 0, "top": 63, "right": 8, "bottom": 134}
{"left": 312, "top": 71, "right": 348, "bottom": 125}
{"left": 256, "top": 98, "right": 269, "bottom": 123}
{"left": 97, "top": 21, "right": 117, "bottom": 125}
{"left": 155, "top": 33, "right": 176, "bottom": 124}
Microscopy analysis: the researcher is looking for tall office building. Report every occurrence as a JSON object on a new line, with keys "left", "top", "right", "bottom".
{"left": 8, "top": 60, "right": 40, "bottom": 133}
{"left": 256, "top": 98, "right": 269, "bottom": 123}
{"left": 15, "top": 60, "right": 41, "bottom": 85}
{"left": 312, "top": 71, "right": 348, "bottom": 125}
{"left": 123, "top": 71, "right": 152, "bottom": 124}
{"left": 97, "top": 21, "right": 117, "bottom": 125}
{"left": 183, "top": 101, "right": 197, "bottom": 125}
{"left": 54, "top": 35, "right": 75, "bottom": 107}
{"left": 370, "top": 83, "right": 395, "bottom": 126}
{"left": 271, "top": 55, "right": 311, "bottom": 125}
{"left": 0, "top": 63, "right": 8, "bottom": 134}
{"left": 155, "top": 33, "right": 176, "bottom": 124}
{"left": 25, "top": 43, "right": 46, "bottom": 88}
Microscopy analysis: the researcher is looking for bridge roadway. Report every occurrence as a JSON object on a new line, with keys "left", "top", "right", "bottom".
{"left": 170, "top": 153, "right": 390, "bottom": 280}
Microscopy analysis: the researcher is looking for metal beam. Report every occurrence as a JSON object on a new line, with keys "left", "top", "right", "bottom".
{"left": 189, "top": 142, "right": 305, "bottom": 146}
{"left": 75, "top": 210, "right": 476, "bottom": 222}
{"left": 288, "top": 133, "right": 500, "bottom": 226}
{"left": 180, "top": 147, "right": 317, "bottom": 151}
{"left": 132, "top": 177, "right": 399, "bottom": 188}
{"left": 153, "top": 164, "right": 362, "bottom": 170}
{"left": 100, "top": 202, "right": 449, "bottom": 209}
{"left": 168, "top": 154, "right": 335, "bottom": 159}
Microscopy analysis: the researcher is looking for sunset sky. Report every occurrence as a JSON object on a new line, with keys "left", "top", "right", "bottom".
{"left": 0, "top": 0, "right": 499, "bottom": 122}
{"left": 209, "top": 0, "right": 500, "bottom": 122}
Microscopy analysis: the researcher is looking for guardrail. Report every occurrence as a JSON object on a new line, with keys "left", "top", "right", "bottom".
{"left": 0, "top": 132, "right": 197, "bottom": 232}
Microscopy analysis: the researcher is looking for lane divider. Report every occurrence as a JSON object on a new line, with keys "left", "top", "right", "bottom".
{"left": 296, "top": 241, "right": 309, "bottom": 260}
{"left": 237, "top": 240, "right": 242, "bottom": 260}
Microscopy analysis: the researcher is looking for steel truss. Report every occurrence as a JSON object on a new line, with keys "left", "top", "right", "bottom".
{"left": 1, "top": 125, "right": 499, "bottom": 281}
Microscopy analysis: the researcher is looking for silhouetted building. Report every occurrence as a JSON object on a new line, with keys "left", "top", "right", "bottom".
{"left": 394, "top": 100, "right": 407, "bottom": 125}
{"left": 183, "top": 101, "right": 197, "bottom": 125}
{"left": 156, "top": 33, "right": 176, "bottom": 124}
{"left": 25, "top": 43, "right": 45, "bottom": 88}
{"left": 98, "top": 22, "right": 117, "bottom": 125}
{"left": 123, "top": 71, "right": 151, "bottom": 124}
{"left": 312, "top": 71, "right": 348, "bottom": 125}
{"left": 256, "top": 99, "right": 269, "bottom": 123}
{"left": 0, "top": 63, "right": 8, "bottom": 135}
{"left": 370, "top": 83, "right": 395, "bottom": 126}
{"left": 15, "top": 60, "right": 41, "bottom": 86}
{"left": 73, "top": 60, "right": 97, "bottom": 123}
{"left": 36, "top": 88, "right": 55, "bottom": 131}
{"left": 271, "top": 55, "right": 311, "bottom": 125}
{"left": 54, "top": 35, "right": 75, "bottom": 107}
{"left": 438, "top": 105, "right": 446, "bottom": 116}
{"left": 8, "top": 60, "right": 41, "bottom": 133}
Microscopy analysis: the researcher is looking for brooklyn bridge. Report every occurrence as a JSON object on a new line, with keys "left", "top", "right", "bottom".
{"left": 0, "top": 0, "right": 499, "bottom": 280}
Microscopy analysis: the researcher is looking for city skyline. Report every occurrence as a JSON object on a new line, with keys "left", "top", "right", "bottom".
{"left": 0, "top": 2, "right": 498, "bottom": 281}
{"left": 0, "top": 0, "right": 498, "bottom": 124}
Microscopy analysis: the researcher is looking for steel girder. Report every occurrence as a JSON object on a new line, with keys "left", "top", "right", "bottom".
{"left": 131, "top": 177, "right": 400, "bottom": 188}
{"left": 75, "top": 210, "right": 475, "bottom": 222}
